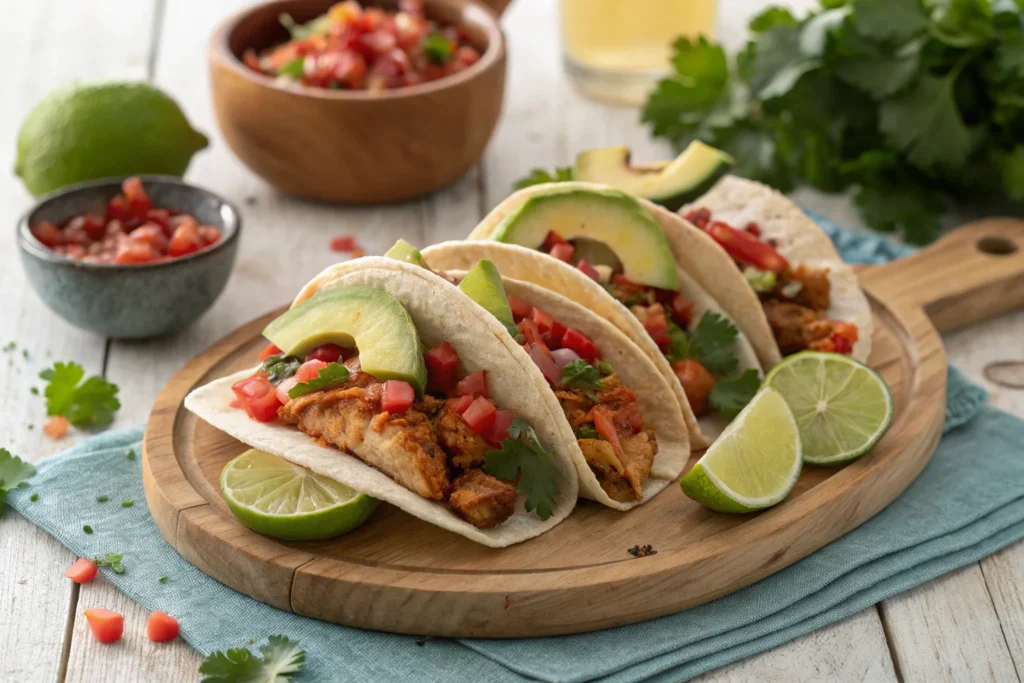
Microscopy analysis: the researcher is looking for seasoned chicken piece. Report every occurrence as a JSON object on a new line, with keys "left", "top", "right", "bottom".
{"left": 783, "top": 264, "right": 831, "bottom": 311}
{"left": 278, "top": 383, "right": 450, "bottom": 500}
{"left": 433, "top": 403, "right": 492, "bottom": 469}
{"left": 618, "top": 429, "right": 656, "bottom": 501}
{"left": 448, "top": 469, "right": 517, "bottom": 529}
{"left": 762, "top": 300, "right": 833, "bottom": 355}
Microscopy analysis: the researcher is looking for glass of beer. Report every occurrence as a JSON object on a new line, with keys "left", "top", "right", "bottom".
{"left": 559, "top": 0, "right": 718, "bottom": 106}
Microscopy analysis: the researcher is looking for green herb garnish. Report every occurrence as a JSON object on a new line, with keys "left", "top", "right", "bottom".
{"left": 126, "top": 449, "right": 136, "bottom": 461}
{"left": 708, "top": 369, "right": 762, "bottom": 414}
{"left": 483, "top": 418, "right": 559, "bottom": 520}
{"left": 260, "top": 354, "right": 302, "bottom": 386}
{"left": 423, "top": 33, "right": 455, "bottom": 64}
{"left": 199, "top": 635, "right": 306, "bottom": 683}
{"left": 574, "top": 424, "right": 599, "bottom": 439}
{"left": 30, "top": 387, "right": 39, "bottom": 396}
{"left": 83, "top": 525, "right": 93, "bottom": 534}
{"left": 158, "top": 576, "right": 168, "bottom": 584}
{"left": 513, "top": 167, "right": 574, "bottom": 190}
{"left": 96, "top": 495, "right": 109, "bottom": 503}
{"left": 39, "top": 362, "right": 120, "bottom": 428}
{"left": 0, "top": 449, "right": 36, "bottom": 515}
{"left": 597, "top": 361, "right": 615, "bottom": 375}
{"left": 560, "top": 360, "right": 605, "bottom": 400}
{"left": 288, "top": 363, "right": 351, "bottom": 399}
{"left": 666, "top": 312, "right": 740, "bottom": 377}
{"left": 743, "top": 266, "right": 778, "bottom": 293}
{"left": 95, "top": 553, "right": 125, "bottom": 574}
{"left": 30, "top": 493, "right": 39, "bottom": 502}
{"left": 278, "top": 57, "right": 305, "bottom": 79}
{"left": 121, "top": 500, "right": 135, "bottom": 508}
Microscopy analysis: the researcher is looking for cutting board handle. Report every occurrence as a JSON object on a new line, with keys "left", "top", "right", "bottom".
{"left": 859, "top": 218, "right": 1024, "bottom": 334}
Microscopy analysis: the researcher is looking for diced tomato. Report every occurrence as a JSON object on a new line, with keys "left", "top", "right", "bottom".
{"left": 456, "top": 369, "right": 488, "bottom": 399}
{"left": 562, "top": 327, "right": 599, "bottom": 363}
{"left": 517, "top": 318, "right": 544, "bottom": 347}
{"left": 114, "top": 240, "right": 159, "bottom": 265}
{"left": 43, "top": 415, "right": 70, "bottom": 440}
{"left": 128, "top": 224, "right": 169, "bottom": 252}
{"left": 673, "top": 359, "right": 715, "bottom": 416}
{"left": 70, "top": 214, "right": 107, "bottom": 241}
{"left": 590, "top": 407, "right": 625, "bottom": 466}
{"left": 547, "top": 319, "right": 567, "bottom": 349}
{"left": 642, "top": 306, "right": 671, "bottom": 349}
{"left": 382, "top": 380, "right": 415, "bottom": 414}
{"left": 167, "top": 219, "right": 203, "bottom": 258}
{"left": 542, "top": 230, "right": 567, "bottom": 252}
{"left": 669, "top": 293, "right": 694, "bottom": 327}
{"left": 258, "top": 343, "right": 282, "bottom": 360}
{"left": 145, "top": 208, "right": 172, "bottom": 233}
{"left": 146, "top": 610, "right": 180, "bottom": 643}
{"left": 683, "top": 207, "right": 711, "bottom": 230}
{"left": 744, "top": 222, "right": 762, "bottom": 238}
{"left": 305, "top": 343, "right": 346, "bottom": 363}
{"left": 528, "top": 342, "right": 562, "bottom": 386}
{"left": 454, "top": 45, "right": 480, "bottom": 67}
{"left": 330, "top": 234, "right": 359, "bottom": 252}
{"left": 231, "top": 375, "right": 282, "bottom": 422}
{"left": 576, "top": 259, "right": 600, "bottom": 281}
{"left": 62, "top": 226, "right": 91, "bottom": 245}
{"left": 243, "top": 48, "right": 262, "bottom": 72}
{"left": 447, "top": 394, "right": 473, "bottom": 414}
{"left": 295, "top": 359, "right": 328, "bottom": 382}
{"left": 487, "top": 409, "right": 516, "bottom": 446}
{"left": 64, "top": 558, "right": 98, "bottom": 584}
{"left": 424, "top": 342, "right": 460, "bottom": 392}
{"left": 829, "top": 322, "right": 858, "bottom": 355}
{"left": 462, "top": 397, "right": 497, "bottom": 435}
{"left": 549, "top": 243, "right": 574, "bottom": 263}
{"left": 531, "top": 307, "right": 554, "bottom": 335}
{"left": 198, "top": 225, "right": 221, "bottom": 247}
{"left": 106, "top": 195, "right": 131, "bottom": 222}
{"left": 507, "top": 295, "right": 534, "bottom": 322}
{"left": 122, "top": 177, "right": 152, "bottom": 217}
{"left": 83, "top": 608, "right": 124, "bottom": 644}
{"left": 276, "top": 376, "right": 300, "bottom": 404}
{"left": 705, "top": 221, "right": 789, "bottom": 273}
{"left": 31, "top": 220, "right": 61, "bottom": 247}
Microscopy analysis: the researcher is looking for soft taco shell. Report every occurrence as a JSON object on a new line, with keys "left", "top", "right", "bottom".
{"left": 186, "top": 259, "right": 579, "bottom": 547}
{"left": 683, "top": 176, "right": 873, "bottom": 362}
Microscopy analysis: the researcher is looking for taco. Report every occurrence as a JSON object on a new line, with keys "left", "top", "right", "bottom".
{"left": 295, "top": 246, "right": 691, "bottom": 510}
{"left": 185, "top": 258, "right": 579, "bottom": 547}
{"left": 429, "top": 182, "right": 767, "bottom": 447}
{"left": 680, "top": 176, "right": 871, "bottom": 363}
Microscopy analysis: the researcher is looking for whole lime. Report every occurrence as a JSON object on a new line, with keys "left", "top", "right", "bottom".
{"left": 14, "top": 82, "right": 209, "bottom": 196}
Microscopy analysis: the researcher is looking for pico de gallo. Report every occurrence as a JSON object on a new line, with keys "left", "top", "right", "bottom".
{"left": 243, "top": 0, "right": 482, "bottom": 91}
{"left": 538, "top": 230, "right": 760, "bottom": 419}
{"left": 683, "top": 208, "right": 859, "bottom": 356}
{"left": 29, "top": 177, "right": 221, "bottom": 265}
{"left": 234, "top": 338, "right": 559, "bottom": 528}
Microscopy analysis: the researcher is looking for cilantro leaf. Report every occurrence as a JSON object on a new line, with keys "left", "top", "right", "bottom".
{"left": 879, "top": 74, "right": 972, "bottom": 172}
{"left": 483, "top": 418, "right": 559, "bottom": 520}
{"left": 929, "top": 0, "right": 994, "bottom": 48}
{"left": 996, "top": 36, "right": 1024, "bottom": 78}
{"left": 574, "top": 425, "right": 599, "bottom": 439}
{"left": 423, "top": 33, "right": 455, "bottom": 64}
{"left": 747, "top": 24, "right": 819, "bottom": 100}
{"left": 641, "top": 37, "right": 730, "bottom": 144}
{"left": 1000, "top": 146, "right": 1024, "bottom": 200}
{"left": 749, "top": 7, "right": 797, "bottom": 33}
{"left": 287, "top": 363, "right": 350, "bottom": 399}
{"left": 512, "top": 167, "right": 574, "bottom": 190}
{"left": 260, "top": 355, "right": 301, "bottom": 386}
{"left": 0, "top": 449, "right": 35, "bottom": 491}
{"left": 560, "top": 360, "right": 605, "bottom": 398}
{"left": 277, "top": 58, "right": 304, "bottom": 79}
{"left": 689, "top": 312, "right": 740, "bottom": 377}
{"left": 854, "top": 180, "right": 944, "bottom": 244}
{"left": 708, "top": 370, "right": 762, "bottom": 414}
{"left": 200, "top": 635, "right": 305, "bottom": 683}
{"left": 39, "top": 362, "right": 120, "bottom": 428}
{"left": 853, "top": 0, "right": 928, "bottom": 42}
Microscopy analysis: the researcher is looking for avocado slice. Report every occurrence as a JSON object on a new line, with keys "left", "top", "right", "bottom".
{"left": 458, "top": 260, "right": 517, "bottom": 336}
{"left": 574, "top": 141, "right": 733, "bottom": 210}
{"left": 263, "top": 286, "right": 427, "bottom": 394}
{"left": 488, "top": 187, "right": 680, "bottom": 291}
{"left": 383, "top": 239, "right": 425, "bottom": 267}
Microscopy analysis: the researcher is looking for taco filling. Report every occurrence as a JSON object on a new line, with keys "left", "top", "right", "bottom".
{"left": 536, "top": 231, "right": 759, "bottom": 419}
{"left": 232, "top": 298, "right": 560, "bottom": 530}
{"left": 683, "top": 208, "right": 859, "bottom": 356}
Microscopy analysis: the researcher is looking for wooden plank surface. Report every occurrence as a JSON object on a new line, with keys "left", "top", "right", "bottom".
{"left": 1, "top": 0, "right": 1022, "bottom": 679}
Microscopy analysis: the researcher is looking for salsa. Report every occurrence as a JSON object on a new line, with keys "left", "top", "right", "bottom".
{"left": 683, "top": 208, "right": 858, "bottom": 355}
{"left": 244, "top": 0, "right": 482, "bottom": 91}
{"left": 30, "top": 177, "right": 221, "bottom": 266}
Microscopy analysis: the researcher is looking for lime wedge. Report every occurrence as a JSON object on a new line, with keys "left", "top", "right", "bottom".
{"left": 220, "top": 449, "right": 378, "bottom": 541}
{"left": 680, "top": 388, "right": 802, "bottom": 512}
{"left": 764, "top": 351, "right": 893, "bottom": 466}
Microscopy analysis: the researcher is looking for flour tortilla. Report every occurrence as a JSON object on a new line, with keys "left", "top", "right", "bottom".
{"left": 291, "top": 257, "right": 691, "bottom": 509}
{"left": 682, "top": 176, "right": 873, "bottom": 362}
{"left": 186, "top": 258, "right": 579, "bottom": 548}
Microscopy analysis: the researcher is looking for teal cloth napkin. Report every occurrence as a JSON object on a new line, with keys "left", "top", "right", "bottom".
{"left": 7, "top": 224, "right": 1023, "bottom": 683}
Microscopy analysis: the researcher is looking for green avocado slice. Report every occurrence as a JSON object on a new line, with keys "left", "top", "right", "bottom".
{"left": 263, "top": 286, "right": 427, "bottom": 394}
{"left": 574, "top": 141, "right": 732, "bottom": 210}
{"left": 458, "top": 260, "right": 517, "bottom": 336}
{"left": 488, "top": 187, "right": 680, "bottom": 291}
{"left": 383, "top": 239, "right": 425, "bottom": 266}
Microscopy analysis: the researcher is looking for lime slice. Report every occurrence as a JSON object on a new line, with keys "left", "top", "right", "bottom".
{"left": 764, "top": 351, "right": 893, "bottom": 466}
{"left": 220, "top": 449, "right": 378, "bottom": 541}
{"left": 680, "top": 388, "right": 802, "bottom": 512}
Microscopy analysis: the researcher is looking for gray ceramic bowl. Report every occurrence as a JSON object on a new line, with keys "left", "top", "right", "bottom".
{"left": 17, "top": 176, "right": 240, "bottom": 339}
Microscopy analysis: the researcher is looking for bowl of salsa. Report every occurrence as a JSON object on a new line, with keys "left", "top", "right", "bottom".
{"left": 209, "top": 0, "right": 506, "bottom": 203}
{"left": 17, "top": 176, "right": 240, "bottom": 339}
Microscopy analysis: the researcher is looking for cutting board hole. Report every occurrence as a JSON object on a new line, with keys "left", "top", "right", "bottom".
{"left": 976, "top": 236, "right": 1018, "bottom": 255}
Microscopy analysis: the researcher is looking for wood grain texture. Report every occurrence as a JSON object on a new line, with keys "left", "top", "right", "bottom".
{"left": 209, "top": 0, "right": 506, "bottom": 203}
{"left": 141, "top": 216, "right": 1023, "bottom": 637}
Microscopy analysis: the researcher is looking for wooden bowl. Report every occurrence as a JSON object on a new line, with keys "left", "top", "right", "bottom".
{"left": 209, "top": 0, "right": 507, "bottom": 204}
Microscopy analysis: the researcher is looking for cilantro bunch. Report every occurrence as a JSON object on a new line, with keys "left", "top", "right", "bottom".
{"left": 642, "top": 0, "right": 1024, "bottom": 244}
{"left": 483, "top": 418, "right": 560, "bottom": 519}
{"left": 667, "top": 313, "right": 761, "bottom": 413}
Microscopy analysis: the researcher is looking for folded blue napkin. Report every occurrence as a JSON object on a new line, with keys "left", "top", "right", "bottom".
{"left": 8, "top": 224, "right": 1024, "bottom": 683}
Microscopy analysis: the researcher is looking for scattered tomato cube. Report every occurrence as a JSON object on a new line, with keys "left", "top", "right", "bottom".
{"left": 487, "top": 409, "right": 516, "bottom": 446}
{"left": 305, "top": 343, "right": 346, "bottom": 363}
{"left": 424, "top": 342, "right": 460, "bottom": 392}
{"left": 146, "top": 610, "right": 180, "bottom": 643}
{"left": 43, "top": 415, "right": 70, "bottom": 440}
{"left": 462, "top": 396, "right": 497, "bottom": 435}
{"left": 575, "top": 260, "right": 600, "bottom": 282}
{"left": 549, "top": 243, "right": 574, "bottom": 263}
{"left": 231, "top": 375, "right": 282, "bottom": 422}
{"left": 83, "top": 608, "right": 124, "bottom": 644}
{"left": 382, "top": 380, "right": 415, "bottom": 414}
{"left": 64, "top": 558, "right": 98, "bottom": 584}
{"left": 562, "top": 328, "right": 599, "bottom": 363}
{"left": 258, "top": 343, "right": 282, "bottom": 360}
{"left": 446, "top": 394, "right": 473, "bottom": 414}
{"left": 330, "top": 235, "right": 360, "bottom": 252}
{"left": 455, "top": 369, "right": 488, "bottom": 399}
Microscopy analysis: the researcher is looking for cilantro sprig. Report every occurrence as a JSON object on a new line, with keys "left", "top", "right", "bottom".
{"left": 95, "top": 553, "right": 125, "bottom": 574}
{"left": 260, "top": 354, "right": 301, "bottom": 386}
{"left": 423, "top": 33, "right": 455, "bottom": 64}
{"left": 200, "top": 635, "right": 305, "bottom": 683}
{"left": 287, "top": 363, "right": 351, "bottom": 399}
{"left": 513, "top": 167, "right": 574, "bottom": 190}
{"left": 0, "top": 449, "right": 35, "bottom": 515}
{"left": 666, "top": 312, "right": 739, "bottom": 377}
{"left": 39, "top": 362, "right": 120, "bottom": 428}
{"left": 641, "top": 1, "right": 1024, "bottom": 244}
{"left": 483, "top": 418, "right": 559, "bottom": 520}
{"left": 708, "top": 369, "right": 762, "bottom": 414}
{"left": 560, "top": 360, "right": 605, "bottom": 400}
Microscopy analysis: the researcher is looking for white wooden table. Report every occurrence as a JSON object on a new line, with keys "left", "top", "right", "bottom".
{"left": 2, "top": 1, "right": 1023, "bottom": 680}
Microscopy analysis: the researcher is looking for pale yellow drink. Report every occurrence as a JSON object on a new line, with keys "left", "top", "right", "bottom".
{"left": 559, "top": 0, "right": 718, "bottom": 105}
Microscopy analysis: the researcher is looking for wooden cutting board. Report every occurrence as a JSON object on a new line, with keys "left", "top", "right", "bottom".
{"left": 142, "top": 219, "right": 1024, "bottom": 638}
